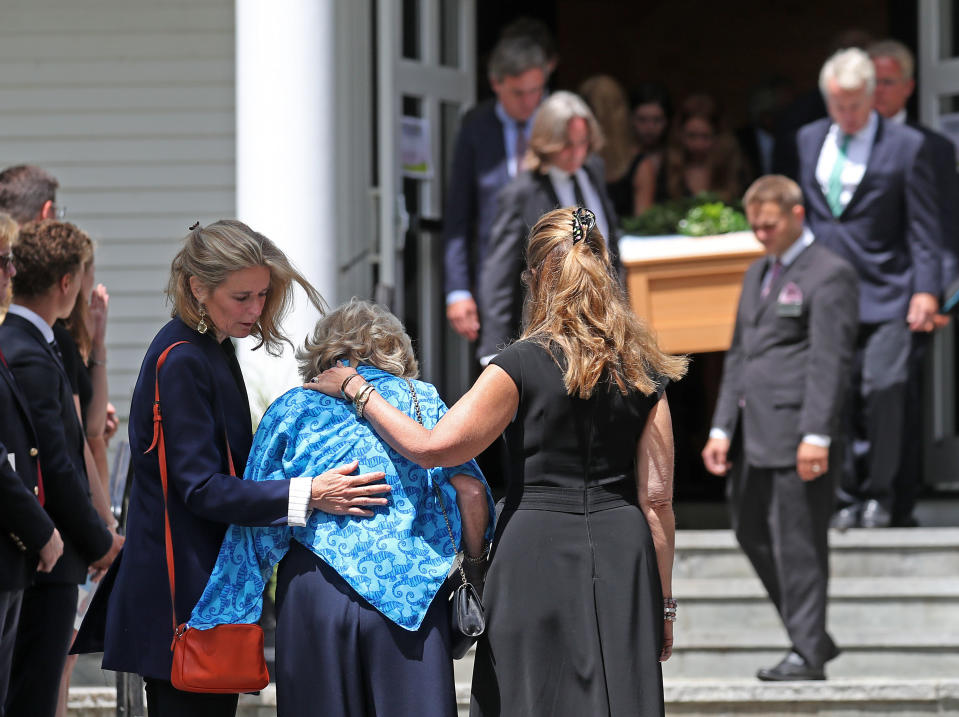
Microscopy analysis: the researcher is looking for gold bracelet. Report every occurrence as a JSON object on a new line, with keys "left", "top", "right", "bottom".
{"left": 354, "top": 384, "right": 376, "bottom": 418}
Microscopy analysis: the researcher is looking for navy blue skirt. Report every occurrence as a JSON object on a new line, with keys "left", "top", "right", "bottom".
{"left": 274, "top": 540, "right": 456, "bottom": 717}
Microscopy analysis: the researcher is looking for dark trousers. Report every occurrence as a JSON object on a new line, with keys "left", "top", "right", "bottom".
{"left": 893, "top": 332, "right": 929, "bottom": 524}
{"left": 143, "top": 679, "right": 238, "bottom": 717}
{"left": 728, "top": 462, "right": 838, "bottom": 668}
{"left": 275, "top": 541, "right": 456, "bottom": 717}
{"left": 4, "top": 583, "right": 77, "bottom": 717}
{"left": 0, "top": 589, "right": 23, "bottom": 713}
{"left": 839, "top": 320, "right": 911, "bottom": 511}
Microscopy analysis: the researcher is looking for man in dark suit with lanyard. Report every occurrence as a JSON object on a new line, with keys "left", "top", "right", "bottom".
{"left": 796, "top": 48, "right": 942, "bottom": 530}
{"left": 867, "top": 39, "right": 958, "bottom": 526}
{"left": 703, "top": 175, "right": 858, "bottom": 681}
{"left": 1, "top": 221, "right": 121, "bottom": 717}
{"left": 0, "top": 220, "right": 64, "bottom": 708}
{"left": 443, "top": 35, "right": 549, "bottom": 344}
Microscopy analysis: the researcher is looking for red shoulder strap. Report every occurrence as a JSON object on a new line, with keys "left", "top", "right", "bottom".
{"left": 145, "top": 341, "right": 236, "bottom": 641}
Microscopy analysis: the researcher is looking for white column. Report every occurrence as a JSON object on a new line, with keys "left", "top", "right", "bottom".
{"left": 235, "top": 0, "right": 336, "bottom": 420}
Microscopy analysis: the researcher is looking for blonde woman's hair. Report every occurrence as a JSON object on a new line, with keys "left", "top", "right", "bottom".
{"left": 522, "top": 207, "right": 687, "bottom": 398}
{"left": 526, "top": 91, "right": 605, "bottom": 173}
{"left": 578, "top": 75, "right": 636, "bottom": 182}
{"left": 166, "top": 219, "right": 326, "bottom": 355}
{"left": 297, "top": 298, "right": 418, "bottom": 381}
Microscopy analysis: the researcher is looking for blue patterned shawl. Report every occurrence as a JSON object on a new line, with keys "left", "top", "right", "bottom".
{"left": 189, "top": 365, "right": 492, "bottom": 631}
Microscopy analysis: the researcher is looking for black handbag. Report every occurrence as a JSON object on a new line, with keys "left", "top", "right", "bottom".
{"left": 405, "top": 379, "right": 487, "bottom": 659}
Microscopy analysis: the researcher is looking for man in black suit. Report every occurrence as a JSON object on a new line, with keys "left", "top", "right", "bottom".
{"left": 1, "top": 221, "right": 121, "bottom": 717}
{"left": 477, "top": 90, "right": 620, "bottom": 361}
{"left": 796, "top": 48, "right": 942, "bottom": 530}
{"left": 443, "top": 35, "right": 549, "bottom": 343}
{"left": 703, "top": 175, "right": 858, "bottom": 681}
{"left": 0, "top": 221, "right": 63, "bottom": 708}
{"left": 868, "top": 39, "right": 959, "bottom": 526}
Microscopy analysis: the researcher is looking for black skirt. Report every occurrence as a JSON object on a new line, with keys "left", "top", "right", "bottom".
{"left": 470, "top": 488, "right": 665, "bottom": 717}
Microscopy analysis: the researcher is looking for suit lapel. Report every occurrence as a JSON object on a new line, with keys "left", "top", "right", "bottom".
{"left": 805, "top": 122, "right": 832, "bottom": 217}
{"left": 754, "top": 242, "right": 814, "bottom": 323}
{"left": 0, "top": 354, "right": 37, "bottom": 440}
{"left": 743, "top": 260, "right": 766, "bottom": 324}
{"left": 841, "top": 117, "right": 885, "bottom": 217}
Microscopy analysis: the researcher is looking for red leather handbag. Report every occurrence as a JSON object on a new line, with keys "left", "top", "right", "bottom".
{"left": 147, "top": 341, "right": 270, "bottom": 694}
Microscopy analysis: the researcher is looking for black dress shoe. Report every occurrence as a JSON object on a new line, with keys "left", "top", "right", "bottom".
{"left": 757, "top": 651, "right": 825, "bottom": 681}
{"left": 830, "top": 504, "right": 860, "bottom": 532}
{"left": 860, "top": 499, "right": 891, "bottom": 528}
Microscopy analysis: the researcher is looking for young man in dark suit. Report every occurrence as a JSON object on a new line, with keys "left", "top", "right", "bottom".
{"left": 443, "top": 35, "right": 549, "bottom": 344}
{"left": 1, "top": 221, "right": 121, "bottom": 717}
{"left": 796, "top": 48, "right": 942, "bottom": 529}
{"left": 703, "top": 175, "right": 858, "bottom": 681}
{"left": 0, "top": 223, "right": 63, "bottom": 707}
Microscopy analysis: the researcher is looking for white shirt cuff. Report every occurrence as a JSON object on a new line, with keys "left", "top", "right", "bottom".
{"left": 801, "top": 434, "right": 831, "bottom": 448}
{"left": 709, "top": 428, "right": 730, "bottom": 441}
{"left": 446, "top": 290, "right": 473, "bottom": 305}
{"left": 288, "top": 476, "right": 313, "bottom": 527}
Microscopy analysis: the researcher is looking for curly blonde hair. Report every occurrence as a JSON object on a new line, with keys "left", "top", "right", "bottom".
{"left": 166, "top": 220, "right": 326, "bottom": 355}
{"left": 297, "top": 298, "right": 418, "bottom": 381}
{"left": 522, "top": 207, "right": 687, "bottom": 398}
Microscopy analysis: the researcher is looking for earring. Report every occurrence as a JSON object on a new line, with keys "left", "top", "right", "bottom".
{"left": 197, "top": 304, "right": 209, "bottom": 334}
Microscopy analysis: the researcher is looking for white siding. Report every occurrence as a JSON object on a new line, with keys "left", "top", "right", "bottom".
{"left": 0, "top": 0, "right": 236, "bottom": 423}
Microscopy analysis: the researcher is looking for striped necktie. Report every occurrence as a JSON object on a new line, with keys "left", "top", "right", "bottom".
{"left": 826, "top": 133, "right": 851, "bottom": 217}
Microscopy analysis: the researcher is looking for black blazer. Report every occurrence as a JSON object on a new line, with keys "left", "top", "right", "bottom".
{"left": 797, "top": 115, "right": 941, "bottom": 323}
{"left": 477, "top": 155, "right": 621, "bottom": 359}
{"left": 0, "top": 314, "right": 112, "bottom": 585}
{"left": 443, "top": 99, "right": 511, "bottom": 297}
{"left": 85, "top": 318, "right": 293, "bottom": 681}
{"left": 910, "top": 121, "right": 959, "bottom": 289}
{"left": 711, "top": 241, "right": 859, "bottom": 467}
{"left": 0, "top": 349, "right": 56, "bottom": 591}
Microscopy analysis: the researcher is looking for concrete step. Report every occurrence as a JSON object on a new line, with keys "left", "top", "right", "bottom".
{"left": 70, "top": 679, "right": 959, "bottom": 717}
{"left": 675, "top": 528, "right": 959, "bottom": 580}
{"left": 662, "top": 679, "right": 959, "bottom": 716}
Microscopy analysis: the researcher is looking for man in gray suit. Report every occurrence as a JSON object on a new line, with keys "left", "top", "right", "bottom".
{"left": 703, "top": 175, "right": 858, "bottom": 681}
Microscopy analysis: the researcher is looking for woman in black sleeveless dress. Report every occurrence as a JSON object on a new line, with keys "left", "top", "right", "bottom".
{"left": 309, "top": 207, "right": 687, "bottom": 716}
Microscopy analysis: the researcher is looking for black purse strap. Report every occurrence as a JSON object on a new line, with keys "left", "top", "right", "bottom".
{"left": 404, "top": 378, "right": 469, "bottom": 588}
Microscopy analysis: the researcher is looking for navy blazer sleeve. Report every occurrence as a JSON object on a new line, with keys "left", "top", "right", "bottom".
{"left": 6, "top": 343, "right": 112, "bottom": 563}
{"left": 157, "top": 345, "right": 291, "bottom": 526}
{"left": 477, "top": 177, "right": 528, "bottom": 359}
{"left": 443, "top": 116, "right": 480, "bottom": 296}
{"left": 0, "top": 441, "right": 55, "bottom": 553}
{"left": 906, "top": 136, "right": 943, "bottom": 296}
{"left": 799, "top": 261, "right": 859, "bottom": 437}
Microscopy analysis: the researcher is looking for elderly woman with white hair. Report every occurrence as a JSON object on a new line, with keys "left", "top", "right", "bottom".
{"left": 477, "top": 89, "right": 621, "bottom": 362}
{"left": 190, "top": 298, "right": 494, "bottom": 717}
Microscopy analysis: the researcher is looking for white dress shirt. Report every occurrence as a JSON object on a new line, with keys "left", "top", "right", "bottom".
{"left": 710, "top": 227, "right": 831, "bottom": 449}
{"left": 815, "top": 111, "right": 879, "bottom": 215}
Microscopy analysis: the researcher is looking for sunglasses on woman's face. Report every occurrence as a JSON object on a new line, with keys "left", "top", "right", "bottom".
{"left": 0, "top": 252, "right": 13, "bottom": 272}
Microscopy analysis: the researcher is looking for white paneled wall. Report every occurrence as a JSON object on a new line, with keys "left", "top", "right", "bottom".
{"left": 0, "top": 0, "right": 236, "bottom": 422}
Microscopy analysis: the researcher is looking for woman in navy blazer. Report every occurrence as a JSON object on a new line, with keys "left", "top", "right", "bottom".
{"left": 78, "top": 221, "right": 391, "bottom": 717}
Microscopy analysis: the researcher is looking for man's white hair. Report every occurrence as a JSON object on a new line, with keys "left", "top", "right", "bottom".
{"left": 819, "top": 47, "right": 876, "bottom": 97}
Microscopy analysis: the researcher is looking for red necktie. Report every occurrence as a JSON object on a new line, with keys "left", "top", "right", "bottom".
{"left": 0, "top": 346, "right": 45, "bottom": 506}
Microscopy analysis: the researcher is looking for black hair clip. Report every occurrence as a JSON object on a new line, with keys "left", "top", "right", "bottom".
{"left": 189, "top": 221, "right": 200, "bottom": 231}
{"left": 571, "top": 207, "right": 596, "bottom": 244}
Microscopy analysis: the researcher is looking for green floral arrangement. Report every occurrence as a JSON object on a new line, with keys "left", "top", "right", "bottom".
{"left": 620, "top": 193, "right": 749, "bottom": 237}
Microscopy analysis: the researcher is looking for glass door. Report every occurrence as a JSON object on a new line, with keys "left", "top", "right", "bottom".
{"left": 919, "top": 0, "right": 959, "bottom": 487}
{"left": 375, "top": 0, "right": 475, "bottom": 391}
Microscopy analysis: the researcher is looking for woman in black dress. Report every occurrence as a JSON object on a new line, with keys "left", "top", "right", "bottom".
{"left": 309, "top": 207, "right": 687, "bottom": 716}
